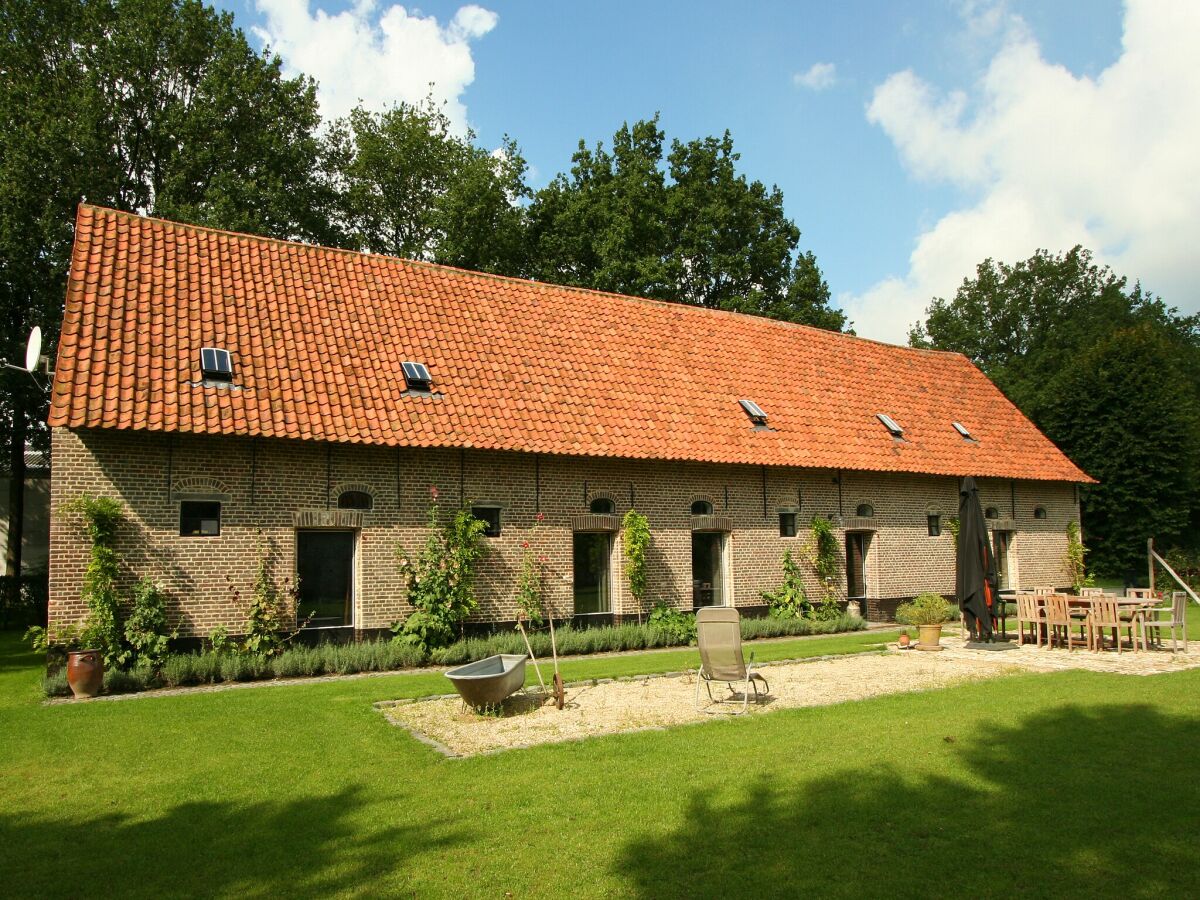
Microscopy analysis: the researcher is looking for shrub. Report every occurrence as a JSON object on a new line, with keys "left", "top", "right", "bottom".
{"left": 123, "top": 579, "right": 176, "bottom": 671}
{"left": 43, "top": 668, "right": 70, "bottom": 698}
{"left": 648, "top": 603, "right": 697, "bottom": 644}
{"left": 896, "top": 592, "right": 956, "bottom": 626}
{"left": 396, "top": 489, "right": 489, "bottom": 650}
{"left": 761, "top": 549, "right": 810, "bottom": 619}
{"left": 740, "top": 613, "right": 866, "bottom": 640}
{"left": 0, "top": 573, "right": 48, "bottom": 629}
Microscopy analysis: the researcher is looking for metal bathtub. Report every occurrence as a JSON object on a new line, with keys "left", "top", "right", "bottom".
{"left": 444, "top": 654, "right": 528, "bottom": 707}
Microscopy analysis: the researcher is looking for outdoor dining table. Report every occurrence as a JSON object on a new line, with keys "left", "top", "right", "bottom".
{"left": 1030, "top": 594, "right": 1161, "bottom": 649}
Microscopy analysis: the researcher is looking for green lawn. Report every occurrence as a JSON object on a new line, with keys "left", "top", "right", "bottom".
{"left": 2, "top": 626, "right": 1198, "bottom": 899}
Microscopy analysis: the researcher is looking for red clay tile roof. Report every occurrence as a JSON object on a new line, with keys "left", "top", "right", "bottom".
{"left": 49, "top": 205, "right": 1093, "bottom": 483}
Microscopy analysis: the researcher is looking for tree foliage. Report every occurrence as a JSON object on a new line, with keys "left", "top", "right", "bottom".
{"left": 323, "top": 99, "right": 529, "bottom": 274}
{"left": 527, "top": 116, "right": 848, "bottom": 330}
{"left": 910, "top": 247, "right": 1200, "bottom": 575}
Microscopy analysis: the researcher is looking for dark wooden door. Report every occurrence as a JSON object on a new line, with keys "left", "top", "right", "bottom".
{"left": 846, "top": 532, "right": 868, "bottom": 599}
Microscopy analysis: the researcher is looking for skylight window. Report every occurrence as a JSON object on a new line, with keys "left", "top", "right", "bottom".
{"left": 739, "top": 399, "right": 768, "bottom": 426}
{"left": 876, "top": 413, "right": 903, "bottom": 438}
{"left": 952, "top": 421, "right": 974, "bottom": 440}
{"left": 200, "top": 347, "right": 233, "bottom": 382}
{"left": 402, "top": 361, "right": 432, "bottom": 392}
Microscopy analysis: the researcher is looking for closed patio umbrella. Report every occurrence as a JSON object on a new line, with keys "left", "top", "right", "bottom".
{"left": 956, "top": 476, "right": 997, "bottom": 641}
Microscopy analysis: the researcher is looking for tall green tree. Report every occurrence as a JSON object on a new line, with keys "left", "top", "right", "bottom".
{"left": 527, "top": 116, "right": 848, "bottom": 330}
{"left": 0, "top": 0, "right": 332, "bottom": 582}
{"left": 910, "top": 246, "right": 1200, "bottom": 576}
{"left": 323, "top": 100, "right": 530, "bottom": 275}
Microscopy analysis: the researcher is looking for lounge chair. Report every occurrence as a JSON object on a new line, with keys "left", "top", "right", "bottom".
{"left": 695, "top": 607, "right": 770, "bottom": 714}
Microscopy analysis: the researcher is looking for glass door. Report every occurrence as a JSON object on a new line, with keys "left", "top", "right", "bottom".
{"left": 691, "top": 532, "right": 727, "bottom": 607}
{"left": 993, "top": 530, "right": 1012, "bottom": 590}
{"left": 573, "top": 532, "right": 612, "bottom": 615}
{"left": 296, "top": 530, "right": 355, "bottom": 628}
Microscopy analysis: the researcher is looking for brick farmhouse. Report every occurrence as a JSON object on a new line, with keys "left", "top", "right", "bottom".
{"left": 47, "top": 205, "right": 1093, "bottom": 637}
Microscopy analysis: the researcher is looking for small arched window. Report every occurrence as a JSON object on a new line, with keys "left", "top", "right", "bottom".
{"left": 691, "top": 500, "right": 713, "bottom": 516}
{"left": 985, "top": 507, "right": 999, "bottom": 519}
{"left": 337, "top": 490, "right": 373, "bottom": 510}
{"left": 1033, "top": 506, "right": 1047, "bottom": 520}
{"left": 856, "top": 503, "right": 874, "bottom": 518}
{"left": 589, "top": 497, "right": 615, "bottom": 515}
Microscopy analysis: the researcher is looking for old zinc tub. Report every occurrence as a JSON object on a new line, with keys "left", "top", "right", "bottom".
{"left": 444, "top": 654, "right": 528, "bottom": 708}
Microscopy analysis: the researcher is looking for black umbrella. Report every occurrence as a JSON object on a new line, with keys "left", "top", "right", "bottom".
{"left": 956, "top": 476, "right": 997, "bottom": 641}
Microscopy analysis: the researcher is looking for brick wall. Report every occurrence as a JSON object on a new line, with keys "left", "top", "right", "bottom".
{"left": 49, "top": 427, "right": 1080, "bottom": 635}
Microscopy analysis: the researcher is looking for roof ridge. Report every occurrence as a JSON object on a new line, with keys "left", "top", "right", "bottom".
{"left": 76, "top": 203, "right": 964, "bottom": 362}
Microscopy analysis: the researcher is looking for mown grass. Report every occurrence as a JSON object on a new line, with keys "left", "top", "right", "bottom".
{"left": 2, "top": 626, "right": 1198, "bottom": 898}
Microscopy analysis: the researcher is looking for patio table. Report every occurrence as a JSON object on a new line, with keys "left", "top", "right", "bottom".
{"left": 1032, "top": 595, "right": 1158, "bottom": 649}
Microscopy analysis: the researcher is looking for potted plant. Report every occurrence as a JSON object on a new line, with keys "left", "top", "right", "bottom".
{"left": 896, "top": 593, "right": 956, "bottom": 651}
{"left": 897, "top": 629, "right": 911, "bottom": 648}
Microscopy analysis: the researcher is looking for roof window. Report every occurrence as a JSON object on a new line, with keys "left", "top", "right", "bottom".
{"left": 402, "top": 361, "right": 432, "bottom": 392}
{"left": 200, "top": 347, "right": 233, "bottom": 382}
{"left": 877, "top": 413, "right": 903, "bottom": 438}
{"left": 739, "top": 399, "right": 768, "bottom": 426}
{"left": 952, "top": 421, "right": 974, "bottom": 440}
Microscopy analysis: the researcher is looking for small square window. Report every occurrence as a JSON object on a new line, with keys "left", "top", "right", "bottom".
{"left": 180, "top": 501, "right": 221, "bottom": 537}
{"left": 472, "top": 506, "right": 501, "bottom": 537}
{"left": 779, "top": 512, "right": 797, "bottom": 538}
{"left": 927, "top": 514, "right": 941, "bottom": 537}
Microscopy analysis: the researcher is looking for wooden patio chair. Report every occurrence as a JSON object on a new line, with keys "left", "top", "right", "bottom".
{"left": 1044, "top": 595, "right": 1088, "bottom": 651}
{"left": 1030, "top": 585, "right": 1055, "bottom": 595}
{"left": 1126, "top": 587, "right": 1154, "bottom": 600}
{"left": 694, "top": 607, "right": 770, "bottom": 714}
{"left": 1086, "top": 597, "right": 1127, "bottom": 653}
{"left": 1015, "top": 592, "right": 1044, "bottom": 647}
{"left": 1078, "top": 587, "right": 1106, "bottom": 598}
{"left": 1141, "top": 591, "right": 1188, "bottom": 654}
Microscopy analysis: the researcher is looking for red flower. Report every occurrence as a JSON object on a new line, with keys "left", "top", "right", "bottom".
{"left": 521, "top": 541, "right": 530, "bottom": 549}
{"left": 535, "top": 512, "right": 545, "bottom": 522}
{"left": 429, "top": 485, "right": 439, "bottom": 499}
{"left": 539, "top": 555, "right": 548, "bottom": 563}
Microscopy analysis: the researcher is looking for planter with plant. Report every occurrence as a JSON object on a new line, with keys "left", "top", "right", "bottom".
{"left": 895, "top": 592, "right": 956, "bottom": 651}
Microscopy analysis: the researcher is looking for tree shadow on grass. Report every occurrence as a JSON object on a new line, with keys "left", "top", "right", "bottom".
{"left": 616, "top": 703, "right": 1200, "bottom": 898}
{"left": 0, "top": 784, "right": 469, "bottom": 899}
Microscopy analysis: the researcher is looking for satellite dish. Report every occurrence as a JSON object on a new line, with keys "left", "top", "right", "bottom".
{"left": 24, "top": 327, "right": 41, "bottom": 374}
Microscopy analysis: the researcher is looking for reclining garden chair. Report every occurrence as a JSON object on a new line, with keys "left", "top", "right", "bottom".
{"left": 695, "top": 607, "right": 770, "bottom": 714}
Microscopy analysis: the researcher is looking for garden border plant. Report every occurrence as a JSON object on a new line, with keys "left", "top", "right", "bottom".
{"left": 41, "top": 612, "right": 869, "bottom": 698}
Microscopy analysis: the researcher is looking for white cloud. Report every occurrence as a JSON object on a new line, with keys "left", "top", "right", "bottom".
{"left": 793, "top": 62, "right": 837, "bottom": 91}
{"left": 252, "top": 1, "right": 498, "bottom": 132}
{"left": 843, "top": 0, "right": 1200, "bottom": 344}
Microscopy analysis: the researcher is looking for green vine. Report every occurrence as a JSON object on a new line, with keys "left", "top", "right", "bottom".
{"left": 394, "top": 487, "right": 489, "bottom": 650}
{"left": 62, "top": 495, "right": 126, "bottom": 668}
{"left": 1066, "top": 521, "right": 1094, "bottom": 592}
{"left": 233, "top": 531, "right": 303, "bottom": 655}
{"left": 123, "top": 579, "right": 176, "bottom": 671}
{"left": 946, "top": 516, "right": 961, "bottom": 540}
{"left": 515, "top": 513, "right": 547, "bottom": 627}
{"left": 622, "top": 509, "right": 651, "bottom": 623}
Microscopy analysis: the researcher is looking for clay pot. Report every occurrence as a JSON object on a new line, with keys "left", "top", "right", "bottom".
{"left": 916, "top": 624, "right": 944, "bottom": 652}
{"left": 66, "top": 650, "right": 104, "bottom": 699}
{"left": 897, "top": 632, "right": 911, "bottom": 648}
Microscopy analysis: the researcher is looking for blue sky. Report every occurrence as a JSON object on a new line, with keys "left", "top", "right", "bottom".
{"left": 215, "top": 1, "right": 1198, "bottom": 343}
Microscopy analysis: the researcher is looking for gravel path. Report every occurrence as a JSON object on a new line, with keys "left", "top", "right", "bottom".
{"left": 384, "top": 637, "right": 1200, "bottom": 757}
{"left": 384, "top": 650, "right": 1016, "bottom": 757}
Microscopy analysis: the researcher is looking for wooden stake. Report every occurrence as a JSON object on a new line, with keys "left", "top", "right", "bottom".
{"left": 516, "top": 617, "right": 546, "bottom": 697}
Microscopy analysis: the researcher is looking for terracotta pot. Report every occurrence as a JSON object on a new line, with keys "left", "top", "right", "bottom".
{"left": 897, "top": 632, "right": 911, "bottom": 648}
{"left": 916, "top": 624, "right": 944, "bottom": 651}
{"left": 67, "top": 650, "right": 104, "bottom": 699}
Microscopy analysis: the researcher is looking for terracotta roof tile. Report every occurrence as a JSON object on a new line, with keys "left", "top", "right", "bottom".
{"left": 49, "top": 204, "right": 1093, "bottom": 483}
